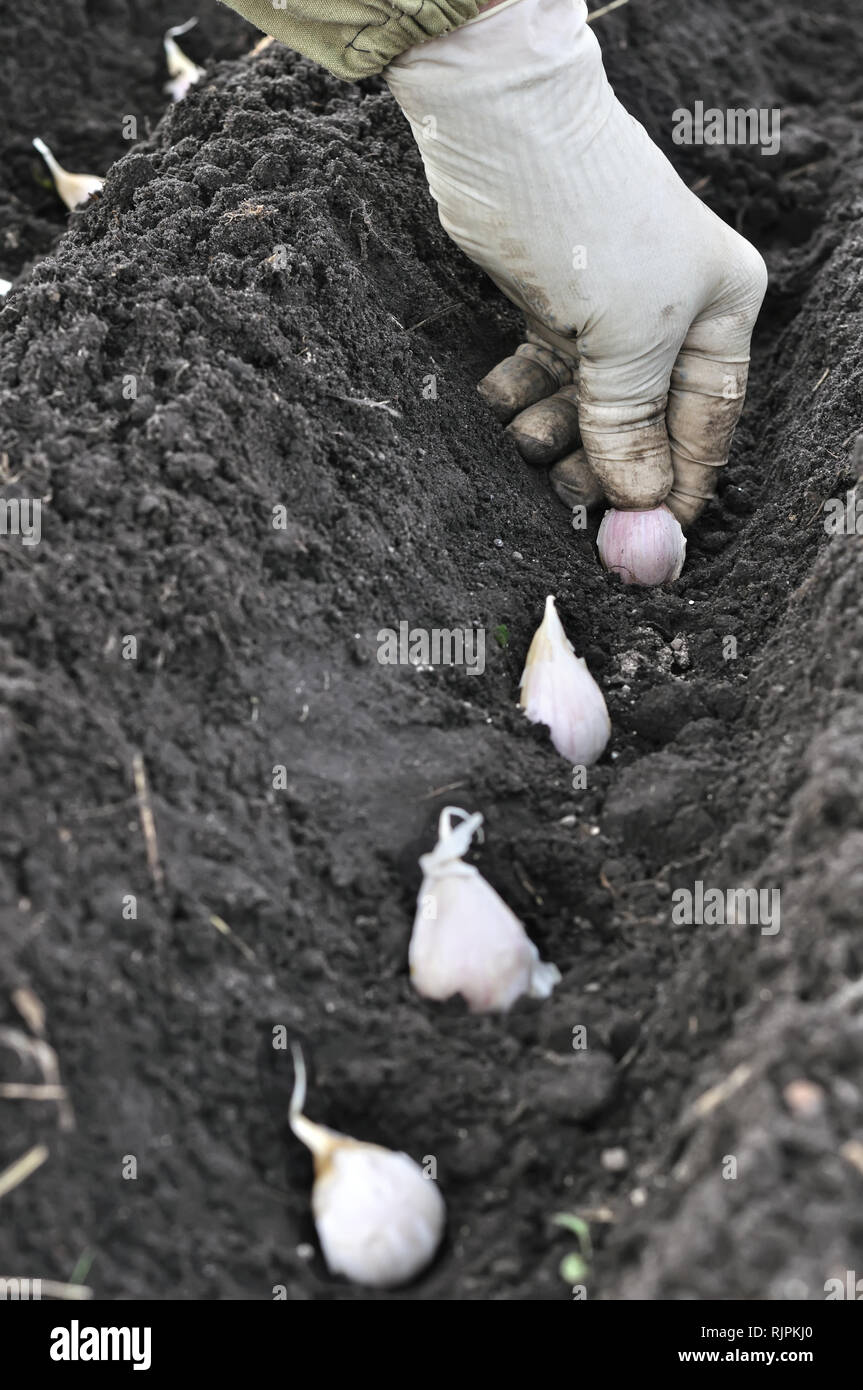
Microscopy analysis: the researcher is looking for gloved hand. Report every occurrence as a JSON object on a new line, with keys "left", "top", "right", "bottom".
{"left": 385, "top": 0, "right": 768, "bottom": 524}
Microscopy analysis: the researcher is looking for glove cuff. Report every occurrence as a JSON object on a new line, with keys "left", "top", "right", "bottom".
{"left": 228, "top": 0, "right": 481, "bottom": 82}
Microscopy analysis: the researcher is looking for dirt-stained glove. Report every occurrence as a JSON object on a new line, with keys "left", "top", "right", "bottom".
{"left": 385, "top": 0, "right": 768, "bottom": 524}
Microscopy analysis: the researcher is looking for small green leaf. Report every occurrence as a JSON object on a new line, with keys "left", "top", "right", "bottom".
{"left": 551, "top": 1212, "right": 593, "bottom": 1256}
{"left": 493, "top": 623, "right": 509, "bottom": 649}
{"left": 68, "top": 1248, "right": 95, "bottom": 1286}
{"left": 560, "top": 1253, "right": 589, "bottom": 1284}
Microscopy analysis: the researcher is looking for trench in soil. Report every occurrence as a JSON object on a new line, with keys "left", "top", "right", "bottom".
{"left": 1, "top": 0, "right": 862, "bottom": 1300}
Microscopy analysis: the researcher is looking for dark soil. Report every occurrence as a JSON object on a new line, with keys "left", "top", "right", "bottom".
{"left": 1, "top": 0, "right": 862, "bottom": 1301}
{"left": 0, "top": 0, "right": 259, "bottom": 281}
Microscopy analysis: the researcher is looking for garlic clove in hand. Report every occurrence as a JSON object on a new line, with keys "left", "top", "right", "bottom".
{"left": 519, "top": 595, "right": 610, "bottom": 766}
{"left": 32, "top": 139, "right": 103, "bottom": 211}
{"left": 289, "top": 1045, "right": 445, "bottom": 1289}
{"left": 410, "top": 807, "right": 561, "bottom": 1012}
{"left": 597, "top": 505, "right": 686, "bottom": 586}
{"left": 164, "top": 18, "right": 206, "bottom": 102}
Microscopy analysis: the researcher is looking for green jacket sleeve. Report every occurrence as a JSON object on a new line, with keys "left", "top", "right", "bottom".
{"left": 228, "top": 0, "right": 480, "bottom": 81}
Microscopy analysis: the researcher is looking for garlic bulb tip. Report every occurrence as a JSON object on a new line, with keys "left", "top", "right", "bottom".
{"left": 519, "top": 595, "right": 610, "bottom": 766}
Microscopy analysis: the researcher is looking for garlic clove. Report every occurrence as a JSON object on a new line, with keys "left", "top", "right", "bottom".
{"left": 0, "top": 280, "right": 12, "bottom": 297}
{"left": 410, "top": 807, "right": 561, "bottom": 1012}
{"left": 519, "top": 595, "right": 610, "bottom": 765}
{"left": 289, "top": 1045, "right": 445, "bottom": 1289}
{"left": 597, "top": 504, "right": 686, "bottom": 586}
{"left": 313, "top": 1142, "right": 445, "bottom": 1289}
{"left": 164, "top": 18, "right": 206, "bottom": 101}
{"left": 32, "top": 139, "right": 103, "bottom": 211}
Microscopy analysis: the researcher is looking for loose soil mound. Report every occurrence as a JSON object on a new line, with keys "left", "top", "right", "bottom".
{"left": 1, "top": 0, "right": 862, "bottom": 1300}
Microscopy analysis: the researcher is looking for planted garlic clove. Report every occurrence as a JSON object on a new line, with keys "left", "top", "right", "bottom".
{"left": 519, "top": 595, "right": 610, "bottom": 766}
{"left": 410, "top": 807, "right": 561, "bottom": 1012}
{"left": 597, "top": 505, "right": 686, "bottom": 586}
{"left": 289, "top": 1045, "right": 445, "bottom": 1289}
{"left": 0, "top": 280, "right": 12, "bottom": 297}
{"left": 164, "top": 18, "right": 206, "bottom": 101}
{"left": 32, "top": 139, "right": 103, "bottom": 211}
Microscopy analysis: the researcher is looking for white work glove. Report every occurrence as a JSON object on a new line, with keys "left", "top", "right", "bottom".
{"left": 385, "top": 0, "right": 768, "bottom": 524}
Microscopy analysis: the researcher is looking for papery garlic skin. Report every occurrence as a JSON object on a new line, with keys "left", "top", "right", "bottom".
{"left": 314, "top": 1142, "right": 445, "bottom": 1289}
{"left": 597, "top": 505, "right": 686, "bottom": 586}
{"left": 410, "top": 808, "right": 561, "bottom": 1012}
{"left": 32, "top": 139, "right": 103, "bottom": 212}
{"left": 290, "top": 1045, "right": 445, "bottom": 1289}
{"left": 519, "top": 595, "right": 610, "bottom": 766}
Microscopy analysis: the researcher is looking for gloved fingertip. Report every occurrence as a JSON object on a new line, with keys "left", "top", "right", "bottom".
{"left": 577, "top": 395, "right": 674, "bottom": 513}
{"left": 506, "top": 393, "right": 581, "bottom": 465}
{"left": 600, "top": 474, "right": 672, "bottom": 512}
{"left": 665, "top": 491, "right": 705, "bottom": 529}
{"left": 549, "top": 449, "right": 604, "bottom": 510}
{"left": 477, "top": 355, "right": 558, "bottom": 424}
